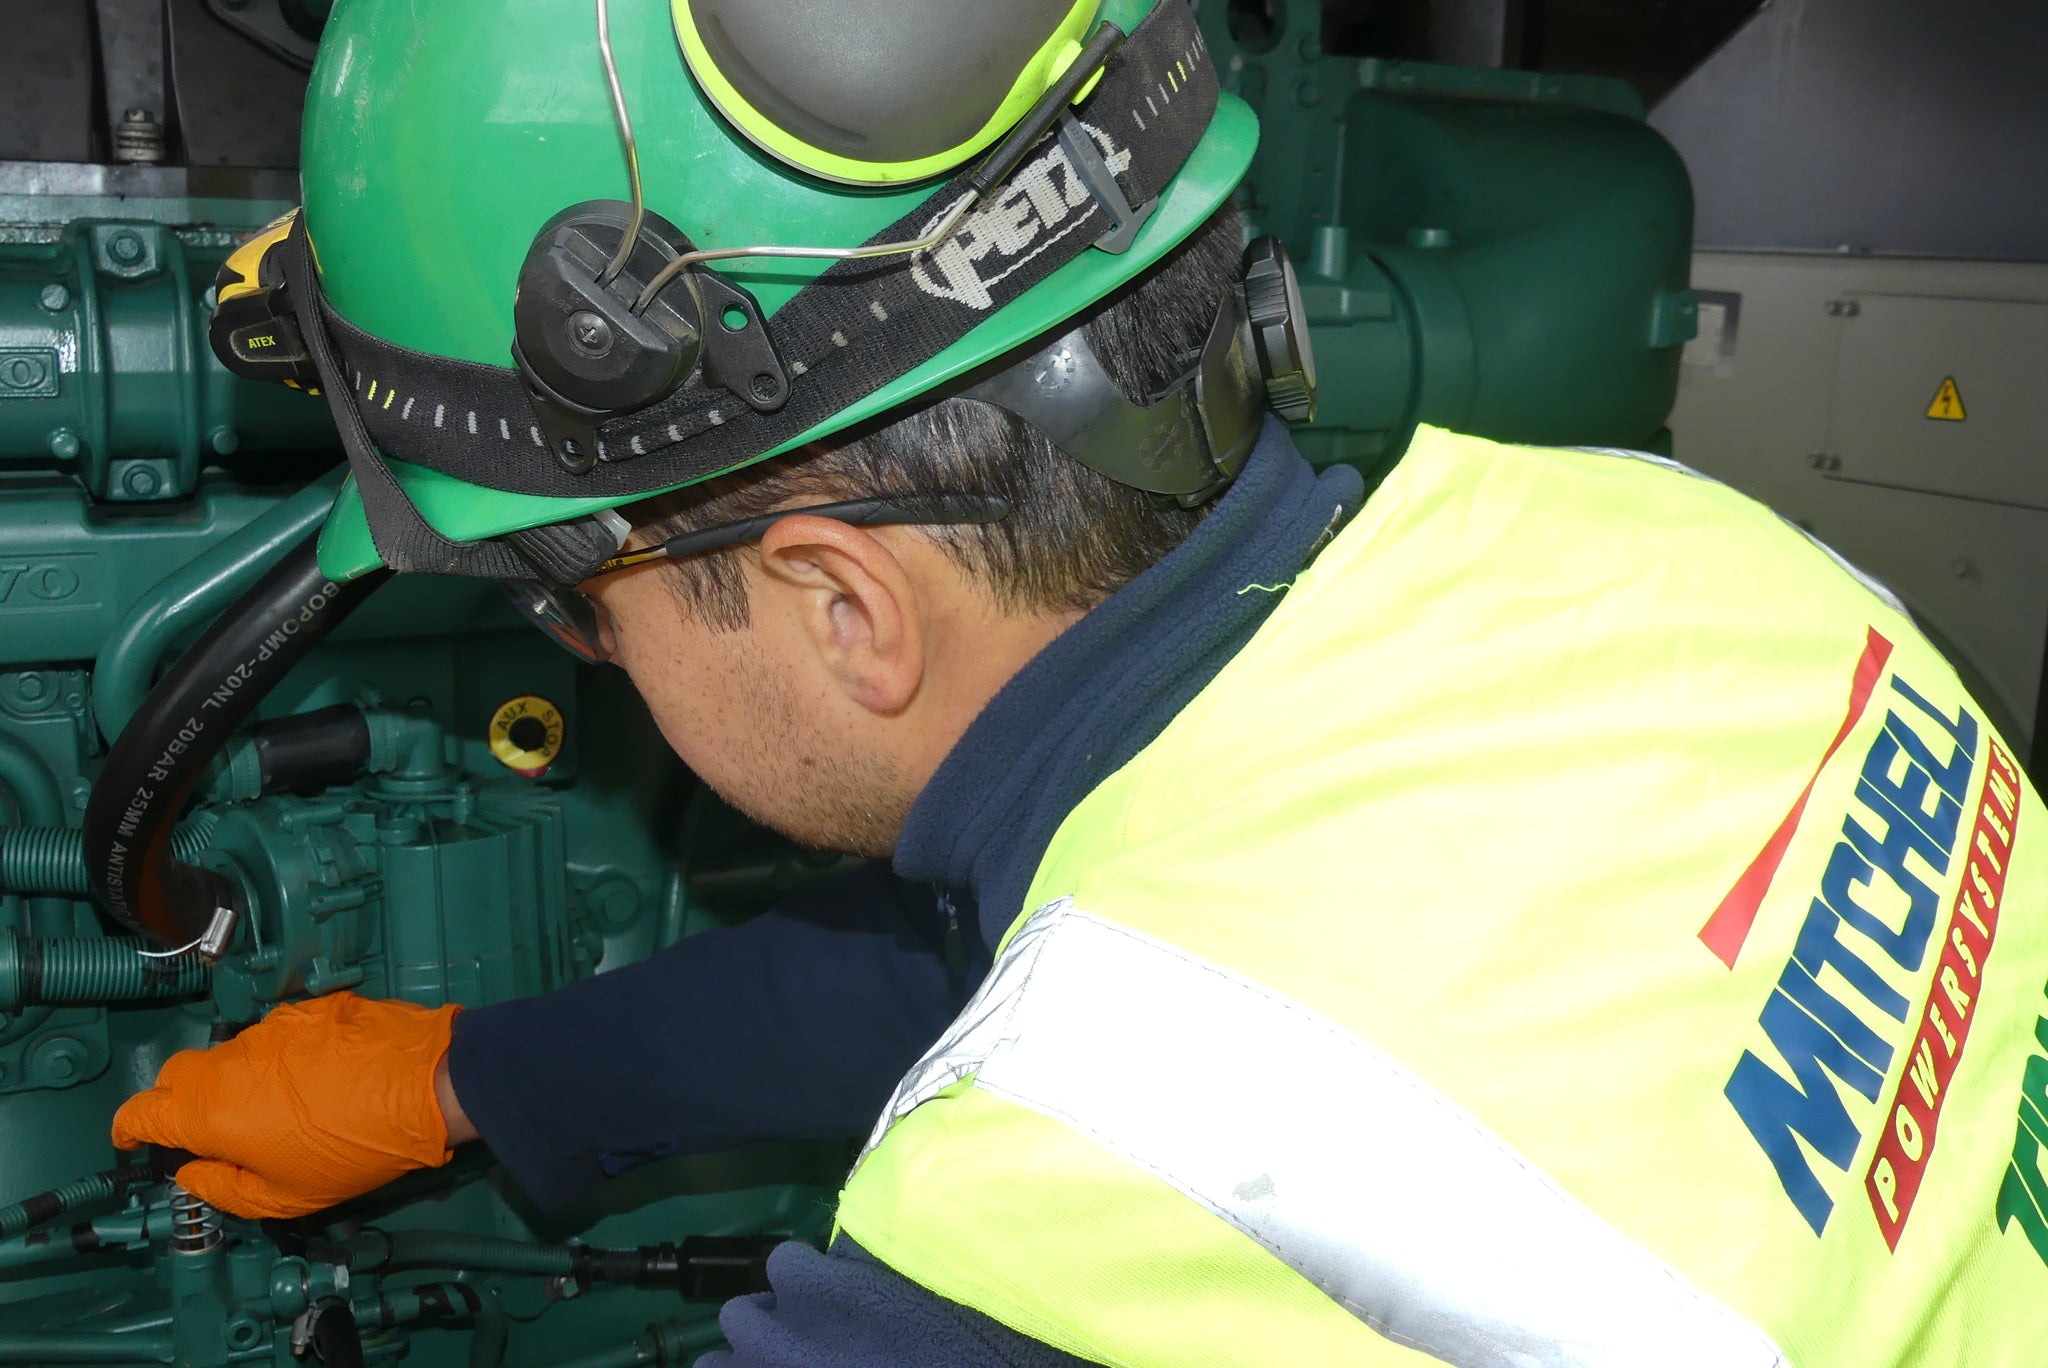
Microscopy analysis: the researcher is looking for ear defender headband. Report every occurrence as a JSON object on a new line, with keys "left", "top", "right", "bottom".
{"left": 206, "top": 0, "right": 1312, "bottom": 581}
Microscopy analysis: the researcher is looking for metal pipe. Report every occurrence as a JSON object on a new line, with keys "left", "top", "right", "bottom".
{"left": 0, "top": 1212, "right": 157, "bottom": 1270}
{"left": 0, "top": 1162, "right": 158, "bottom": 1242}
{"left": 357, "top": 1280, "right": 484, "bottom": 1332}
{"left": 466, "top": 1290, "right": 509, "bottom": 1368}
{"left": 0, "top": 740, "right": 63, "bottom": 828}
{"left": 0, "top": 1332, "right": 173, "bottom": 1363}
{"left": 91, "top": 471, "right": 343, "bottom": 742}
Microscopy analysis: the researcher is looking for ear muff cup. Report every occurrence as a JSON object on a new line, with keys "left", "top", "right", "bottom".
{"left": 676, "top": 0, "right": 1100, "bottom": 184}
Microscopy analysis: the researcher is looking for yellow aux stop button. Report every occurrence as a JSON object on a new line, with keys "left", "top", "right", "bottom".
{"left": 488, "top": 695, "right": 565, "bottom": 778}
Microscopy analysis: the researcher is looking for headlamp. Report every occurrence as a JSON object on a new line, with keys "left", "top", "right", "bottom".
{"left": 208, "top": 211, "right": 320, "bottom": 391}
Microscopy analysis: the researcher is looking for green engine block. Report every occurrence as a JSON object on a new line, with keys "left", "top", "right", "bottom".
{"left": 0, "top": 180, "right": 845, "bottom": 1361}
{"left": 0, "top": 487, "right": 848, "bottom": 1365}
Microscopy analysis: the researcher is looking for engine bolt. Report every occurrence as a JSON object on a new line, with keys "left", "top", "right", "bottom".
{"left": 112, "top": 111, "right": 166, "bottom": 166}
{"left": 31, "top": 1036, "right": 88, "bottom": 1085}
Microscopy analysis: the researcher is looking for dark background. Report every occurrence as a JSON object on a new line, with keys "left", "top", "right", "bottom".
{"left": 6, "top": 0, "right": 2044, "bottom": 261}
{"left": 1237, "top": 0, "right": 1765, "bottom": 105}
{"left": 8, "top": 0, "right": 1769, "bottom": 168}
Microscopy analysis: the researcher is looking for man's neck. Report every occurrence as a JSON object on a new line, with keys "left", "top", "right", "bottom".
{"left": 894, "top": 420, "right": 1364, "bottom": 948}
{"left": 890, "top": 555, "right": 1086, "bottom": 804}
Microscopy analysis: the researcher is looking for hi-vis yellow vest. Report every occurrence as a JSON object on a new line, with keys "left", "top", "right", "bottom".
{"left": 837, "top": 425, "right": 2048, "bottom": 1367}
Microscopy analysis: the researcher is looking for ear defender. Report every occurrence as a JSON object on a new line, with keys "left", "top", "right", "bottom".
{"left": 510, "top": 202, "right": 787, "bottom": 473}
{"left": 958, "top": 235, "right": 1318, "bottom": 506}
{"left": 1240, "top": 236, "right": 1317, "bottom": 424}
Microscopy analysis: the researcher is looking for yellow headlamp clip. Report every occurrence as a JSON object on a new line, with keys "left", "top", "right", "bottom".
{"left": 209, "top": 211, "right": 323, "bottom": 393}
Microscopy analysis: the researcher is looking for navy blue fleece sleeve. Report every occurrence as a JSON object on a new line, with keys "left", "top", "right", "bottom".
{"left": 446, "top": 864, "right": 984, "bottom": 1210}
{"left": 706, "top": 1237, "right": 1097, "bottom": 1368}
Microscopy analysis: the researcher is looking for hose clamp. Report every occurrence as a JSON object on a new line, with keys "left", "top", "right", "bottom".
{"left": 197, "top": 902, "right": 240, "bottom": 963}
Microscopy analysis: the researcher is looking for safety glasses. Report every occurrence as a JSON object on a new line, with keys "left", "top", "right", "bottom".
{"left": 500, "top": 492, "right": 1012, "bottom": 665}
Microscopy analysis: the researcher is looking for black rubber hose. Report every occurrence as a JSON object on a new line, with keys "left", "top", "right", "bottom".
{"left": 309, "top": 1229, "right": 783, "bottom": 1300}
{"left": 0, "top": 1163, "right": 157, "bottom": 1243}
{"left": 359, "top": 1281, "right": 484, "bottom": 1332}
{"left": 252, "top": 704, "right": 373, "bottom": 796}
{"left": 305, "top": 1296, "right": 365, "bottom": 1368}
{"left": 314, "top": 1230, "right": 576, "bottom": 1277}
{"left": 82, "top": 533, "right": 389, "bottom": 948}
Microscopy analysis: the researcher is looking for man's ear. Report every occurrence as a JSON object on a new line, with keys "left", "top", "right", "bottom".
{"left": 754, "top": 515, "right": 925, "bottom": 715}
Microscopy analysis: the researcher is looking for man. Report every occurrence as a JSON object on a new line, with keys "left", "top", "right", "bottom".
{"left": 113, "top": 0, "right": 2048, "bottom": 1363}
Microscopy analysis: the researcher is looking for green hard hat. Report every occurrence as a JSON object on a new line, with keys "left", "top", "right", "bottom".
{"left": 301, "top": 0, "right": 1258, "bottom": 582}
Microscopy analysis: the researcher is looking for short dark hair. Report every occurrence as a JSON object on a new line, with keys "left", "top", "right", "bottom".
{"left": 628, "top": 206, "right": 1246, "bottom": 630}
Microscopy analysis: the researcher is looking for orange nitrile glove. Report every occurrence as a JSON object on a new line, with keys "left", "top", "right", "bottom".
{"left": 110, "top": 991, "right": 462, "bottom": 1219}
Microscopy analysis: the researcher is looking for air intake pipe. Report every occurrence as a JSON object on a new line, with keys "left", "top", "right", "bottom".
{"left": 82, "top": 534, "right": 388, "bottom": 952}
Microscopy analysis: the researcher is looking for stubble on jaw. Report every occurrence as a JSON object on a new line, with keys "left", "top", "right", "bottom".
{"left": 704, "top": 645, "right": 916, "bottom": 861}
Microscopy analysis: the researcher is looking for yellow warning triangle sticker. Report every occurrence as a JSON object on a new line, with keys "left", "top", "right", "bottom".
{"left": 1926, "top": 376, "right": 1966, "bottom": 421}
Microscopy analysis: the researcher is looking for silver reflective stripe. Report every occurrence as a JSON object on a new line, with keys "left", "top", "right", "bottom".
{"left": 856, "top": 892, "right": 1079, "bottom": 1156}
{"left": 866, "top": 898, "right": 1788, "bottom": 1368}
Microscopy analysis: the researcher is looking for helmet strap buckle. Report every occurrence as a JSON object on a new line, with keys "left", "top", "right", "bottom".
{"left": 688, "top": 270, "right": 791, "bottom": 416}
{"left": 510, "top": 353, "right": 608, "bottom": 475}
{"left": 1056, "top": 111, "right": 1157, "bottom": 256}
